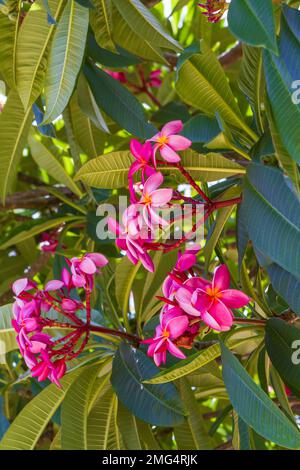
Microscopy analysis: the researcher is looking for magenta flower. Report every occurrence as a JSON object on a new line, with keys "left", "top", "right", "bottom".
{"left": 139, "top": 172, "right": 173, "bottom": 231}
{"left": 142, "top": 309, "right": 189, "bottom": 366}
{"left": 162, "top": 245, "right": 200, "bottom": 299}
{"left": 67, "top": 252, "right": 108, "bottom": 288}
{"left": 129, "top": 139, "right": 156, "bottom": 184}
{"left": 105, "top": 70, "right": 127, "bottom": 83}
{"left": 148, "top": 120, "right": 192, "bottom": 166}
{"left": 148, "top": 69, "right": 162, "bottom": 88}
{"left": 31, "top": 350, "right": 66, "bottom": 387}
{"left": 175, "top": 265, "right": 250, "bottom": 331}
{"left": 108, "top": 206, "right": 154, "bottom": 272}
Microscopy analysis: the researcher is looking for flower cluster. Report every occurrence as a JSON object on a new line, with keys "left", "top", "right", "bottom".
{"left": 143, "top": 251, "right": 250, "bottom": 366}
{"left": 198, "top": 0, "right": 229, "bottom": 23}
{"left": 11, "top": 253, "right": 108, "bottom": 386}
{"left": 108, "top": 121, "right": 192, "bottom": 272}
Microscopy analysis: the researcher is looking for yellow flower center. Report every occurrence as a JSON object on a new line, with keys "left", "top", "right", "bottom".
{"left": 157, "top": 134, "right": 169, "bottom": 146}
{"left": 162, "top": 329, "right": 170, "bottom": 338}
{"left": 143, "top": 193, "right": 152, "bottom": 205}
{"left": 206, "top": 286, "right": 222, "bottom": 300}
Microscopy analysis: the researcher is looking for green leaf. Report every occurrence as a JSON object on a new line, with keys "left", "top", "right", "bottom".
{"left": 83, "top": 62, "right": 157, "bottom": 139}
{"left": 75, "top": 148, "right": 245, "bottom": 189}
{"left": 267, "top": 103, "right": 300, "bottom": 194}
{"left": 0, "top": 10, "right": 19, "bottom": 87}
{"left": 144, "top": 342, "right": 222, "bottom": 385}
{"left": 221, "top": 342, "right": 300, "bottom": 449}
{"left": 238, "top": 45, "right": 264, "bottom": 133}
{"left": 242, "top": 163, "right": 300, "bottom": 279}
{"left": 267, "top": 263, "right": 300, "bottom": 316}
{"left": 265, "top": 317, "right": 300, "bottom": 392}
{"left": 87, "top": 386, "right": 122, "bottom": 450}
{"left": 0, "top": 370, "right": 81, "bottom": 450}
{"left": 174, "top": 379, "right": 212, "bottom": 450}
{"left": 111, "top": 0, "right": 181, "bottom": 52}
{"left": 90, "top": 0, "right": 115, "bottom": 51}
{"left": 0, "top": 304, "right": 17, "bottom": 357}
{"left": 0, "top": 216, "right": 83, "bottom": 250}
{"left": 16, "top": 0, "right": 66, "bottom": 109}
{"left": 43, "top": 0, "right": 89, "bottom": 123}
{"left": 204, "top": 186, "right": 241, "bottom": 270}
{"left": 117, "top": 402, "right": 142, "bottom": 450}
{"left": 28, "top": 133, "right": 82, "bottom": 197}
{"left": 111, "top": 342, "right": 186, "bottom": 426}
{"left": 77, "top": 73, "right": 109, "bottom": 133}
{"left": 176, "top": 41, "right": 257, "bottom": 142}
{"left": 263, "top": 50, "right": 300, "bottom": 163}
{"left": 69, "top": 92, "right": 106, "bottom": 159}
{"left": 0, "top": 89, "right": 33, "bottom": 202}
{"left": 112, "top": 8, "right": 166, "bottom": 63}
{"left": 228, "top": 0, "right": 277, "bottom": 53}
{"left": 61, "top": 365, "right": 102, "bottom": 449}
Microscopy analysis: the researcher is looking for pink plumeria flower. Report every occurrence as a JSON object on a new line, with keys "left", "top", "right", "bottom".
{"left": 142, "top": 309, "right": 189, "bottom": 366}
{"left": 148, "top": 120, "right": 192, "bottom": 166}
{"left": 139, "top": 172, "right": 173, "bottom": 231}
{"left": 108, "top": 206, "right": 155, "bottom": 272}
{"left": 175, "top": 265, "right": 250, "bottom": 332}
{"left": 105, "top": 70, "right": 127, "bottom": 83}
{"left": 31, "top": 350, "right": 65, "bottom": 387}
{"left": 148, "top": 69, "right": 162, "bottom": 88}
{"left": 129, "top": 140, "right": 156, "bottom": 184}
{"left": 67, "top": 253, "right": 108, "bottom": 288}
{"left": 162, "top": 245, "right": 200, "bottom": 299}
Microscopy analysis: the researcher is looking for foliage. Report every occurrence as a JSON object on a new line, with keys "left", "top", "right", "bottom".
{"left": 0, "top": 0, "right": 300, "bottom": 451}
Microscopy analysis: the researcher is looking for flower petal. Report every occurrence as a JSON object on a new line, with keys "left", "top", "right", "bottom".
{"left": 143, "top": 171, "right": 163, "bottom": 195}
{"left": 151, "top": 188, "right": 173, "bottom": 205}
{"left": 130, "top": 139, "right": 143, "bottom": 159}
{"left": 175, "top": 287, "right": 200, "bottom": 316}
{"left": 12, "top": 278, "right": 28, "bottom": 296}
{"left": 86, "top": 253, "right": 108, "bottom": 268}
{"left": 166, "top": 315, "right": 189, "bottom": 339}
{"left": 161, "top": 120, "right": 183, "bottom": 136}
{"left": 79, "top": 257, "right": 97, "bottom": 274}
{"left": 203, "top": 300, "right": 233, "bottom": 332}
{"left": 213, "top": 264, "right": 230, "bottom": 291}
{"left": 160, "top": 145, "right": 181, "bottom": 162}
{"left": 166, "top": 340, "right": 186, "bottom": 359}
{"left": 176, "top": 253, "right": 197, "bottom": 272}
{"left": 220, "top": 289, "right": 250, "bottom": 308}
{"left": 168, "top": 135, "right": 192, "bottom": 151}
{"left": 45, "top": 280, "right": 64, "bottom": 292}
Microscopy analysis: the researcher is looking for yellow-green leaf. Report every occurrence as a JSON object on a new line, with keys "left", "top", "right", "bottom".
{"left": 43, "top": 0, "right": 89, "bottom": 123}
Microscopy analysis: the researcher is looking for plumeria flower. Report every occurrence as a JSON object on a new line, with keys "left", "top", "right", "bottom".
{"left": 108, "top": 205, "right": 154, "bottom": 272}
{"left": 67, "top": 252, "right": 108, "bottom": 288}
{"left": 162, "top": 245, "right": 200, "bottom": 300}
{"left": 129, "top": 140, "right": 156, "bottom": 182}
{"left": 148, "top": 69, "right": 162, "bottom": 88}
{"left": 142, "top": 309, "right": 189, "bottom": 366}
{"left": 31, "top": 350, "right": 66, "bottom": 387}
{"left": 105, "top": 69, "right": 127, "bottom": 83}
{"left": 139, "top": 172, "right": 173, "bottom": 231}
{"left": 148, "top": 120, "right": 192, "bottom": 166}
{"left": 175, "top": 265, "right": 250, "bottom": 331}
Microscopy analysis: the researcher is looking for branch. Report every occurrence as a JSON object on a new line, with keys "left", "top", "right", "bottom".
{"left": 164, "top": 42, "right": 243, "bottom": 69}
